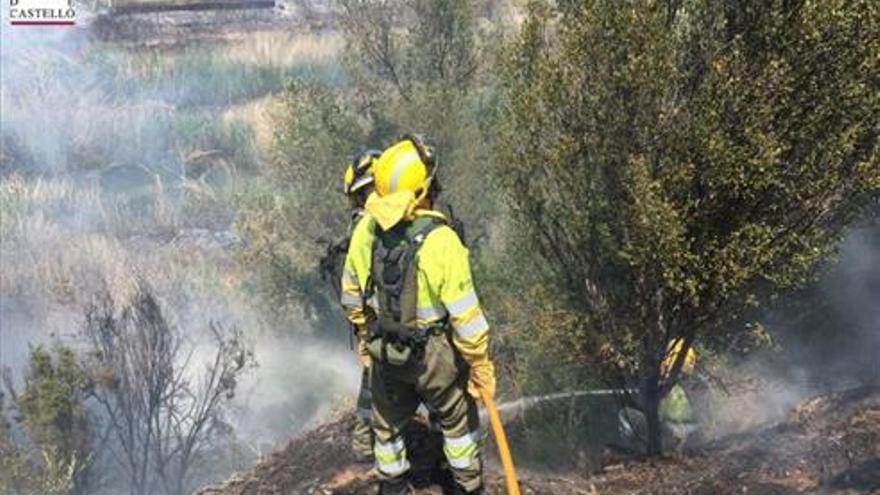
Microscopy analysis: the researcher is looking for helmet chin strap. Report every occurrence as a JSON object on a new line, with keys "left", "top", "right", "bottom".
{"left": 405, "top": 177, "right": 434, "bottom": 219}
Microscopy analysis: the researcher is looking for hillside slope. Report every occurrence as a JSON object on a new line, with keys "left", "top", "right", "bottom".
{"left": 197, "top": 387, "right": 879, "bottom": 494}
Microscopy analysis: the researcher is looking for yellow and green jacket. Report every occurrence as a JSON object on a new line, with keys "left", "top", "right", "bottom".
{"left": 340, "top": 209, "right": 490, "bottom": 365}
{"left": 660, "top": 383, "right": 694, "bottom": 423}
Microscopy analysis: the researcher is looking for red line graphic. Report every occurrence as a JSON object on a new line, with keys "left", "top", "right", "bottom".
{"left": 10, "top": 20, "right": 75, "bottom": 26}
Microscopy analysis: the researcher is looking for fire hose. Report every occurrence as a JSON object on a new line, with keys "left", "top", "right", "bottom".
{"left": 480, "top": 389, "right": 521, "bottom": 495}
{"left": 478, "top": 388, "right": 635, "bottom": 494}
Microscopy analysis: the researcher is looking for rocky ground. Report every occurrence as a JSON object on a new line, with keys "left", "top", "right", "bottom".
{"left": 196, "top": 386, "right": 880, "bottom": 495}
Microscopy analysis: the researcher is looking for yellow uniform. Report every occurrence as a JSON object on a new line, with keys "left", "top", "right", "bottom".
{"left": 341, "top": 209, "right": 490, "bottom": 492}
{"left": 342, "top": 210, "right": 490, "bottom": 369}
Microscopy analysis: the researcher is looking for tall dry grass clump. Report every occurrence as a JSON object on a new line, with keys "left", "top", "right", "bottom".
{"left": 1, "top": 176, "right": 134, "bottom": 314}
{"left": 223, "top": 31, "right": 343, "bottom": 68}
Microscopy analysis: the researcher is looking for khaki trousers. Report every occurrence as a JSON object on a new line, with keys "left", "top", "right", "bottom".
{"left": 371, "top": 333, "right": 483, "bottom": 492}
{"left": 352, "top": 365, "right": 374, "bottom": 458}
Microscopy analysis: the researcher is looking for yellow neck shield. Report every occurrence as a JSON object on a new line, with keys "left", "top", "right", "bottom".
{"left": 366, "top": 190, "right": 415, "bottom": 231}
{"left": 365, "top": 178, "right": 432, "bottom": 231}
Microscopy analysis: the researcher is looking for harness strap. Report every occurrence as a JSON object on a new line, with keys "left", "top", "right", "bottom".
{"left": 367, "top": 215, "right": 447, "bottom": 365}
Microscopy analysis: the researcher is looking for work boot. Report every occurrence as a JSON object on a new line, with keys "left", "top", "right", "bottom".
{"left": 379, "top": 477, "right": 413, "bottom": 495}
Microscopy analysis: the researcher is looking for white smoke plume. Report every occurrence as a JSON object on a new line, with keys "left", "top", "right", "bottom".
{"left": 1, "top": 7, "right": 359, "bottom": 493}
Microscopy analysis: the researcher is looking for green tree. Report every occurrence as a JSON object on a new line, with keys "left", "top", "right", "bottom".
{"left": 1, "top": 345, "right": 93, "bottom": 495}
{"left": 1, "top": 388, "right": 32, "bottom": 495}
{"left": 497, "top": 0, "right": 879, "bottom": 455}
{"left": 337, "top": 0, "right": 479, "bottom": 101}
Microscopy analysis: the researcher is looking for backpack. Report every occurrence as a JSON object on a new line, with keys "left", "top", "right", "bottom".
{"left": 366, "top": 215, "right": 447, "bottom": 366}
{"left": 319, "top": 210, "right": 365, "bottom": 296}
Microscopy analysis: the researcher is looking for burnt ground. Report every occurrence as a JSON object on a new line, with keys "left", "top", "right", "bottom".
{"left": 197, "top": 386, "right": 880, "bottom": 495}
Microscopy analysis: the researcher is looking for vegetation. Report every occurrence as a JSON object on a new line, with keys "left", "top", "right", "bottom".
{"left": 335, "top": 0, "right": 502, "bottom": 232}
{"left": 496, "top": 0, "right": 879, "bottom": 454}
{"left": 236, "top": 80, "right": 366, "bottom": 327}
{"left": 1, "top": 346, "right": 92, "bottom": 495}
{"left": 82, "top": 288, "right": 255, "bottom": 495}
{"left": 236, "top": 0, "right": 504, "bottom": 326}
{"left": 2, "top": 21, "right": 309, "bottom": 495}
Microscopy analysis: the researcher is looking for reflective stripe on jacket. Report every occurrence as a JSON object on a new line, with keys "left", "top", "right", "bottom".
{"left": 341, "top": 209, "right": 490, "bottom": 364}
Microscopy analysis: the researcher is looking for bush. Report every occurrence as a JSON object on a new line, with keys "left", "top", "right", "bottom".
{"left": 1, "top": 345, "right": 93, "bottom": 495}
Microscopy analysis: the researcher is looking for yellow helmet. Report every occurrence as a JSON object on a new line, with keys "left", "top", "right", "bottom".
{"left": 661, "top": 337, "right": 697, "bottom": 378}
{"left": 366, "top": 135, "right": 438, "bottom": 230}
{"left": 343, "top": 148, "right": 381, "bottom": 196}
{"left": 372, "top": 134, "right": 436, "bottom": 198}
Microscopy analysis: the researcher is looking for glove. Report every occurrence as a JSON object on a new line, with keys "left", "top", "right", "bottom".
{"left": 357, "top": 339, "right": 371, "bottom": 367}
{"left": 355, "top": 324, "right": 371, "bottom": 367}
{"left": 467, "top": 358, "right": 496, "bottom": 402}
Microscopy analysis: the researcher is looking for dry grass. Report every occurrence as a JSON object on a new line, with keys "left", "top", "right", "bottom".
{"left": 0, "top": 177, "right": 133, "bottom": 313}
{"left": 3, "top": 27, "right": 341, "bottom": 179}
{"left": 222, "top": 31, "right": 343, "bottom": 68}
{"left": 222, "top": 95, "right": 283, "bottom": 159}
{"left": 216, "top": 31, "right": 343, "bottom": 162}
{"left": 0, "top": 175, "right": 252, "bottom": 324}
{"left": 0, "top": 26, "right": 338, "bottom": 323}
{"left": 0, "top": 23, "right": 358, "bottom": 493}
{"left": 114, "top": 30, "right": 344, "bottom": 108}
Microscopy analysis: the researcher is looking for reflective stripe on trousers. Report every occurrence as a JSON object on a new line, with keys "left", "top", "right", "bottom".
{"left": 374, "top": 437, "right": 409, "bottom": 476}
{"left": 443, "top": 430, "right": 481, "bottom": 469}
{"left": 341, "top": 291, "right": 362, "bottom": 307}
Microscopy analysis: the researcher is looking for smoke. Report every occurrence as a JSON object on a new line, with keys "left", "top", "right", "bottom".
{"left": 230, "top": 335, "right": 359, "bottom": 450}
{"left": 816, "top": 224, "right": 880, "bottom": 384}
{"left": 1, "top": 7, "right": 359, "bottom": 493}
{"left": 1, "top": 15, "right": 116, "bottom": 175}
{"left": 702, "top": 217, "right": 880, "bottom": 438}
{"left": 763, "top": 221, "right": 880, "bottom": 389}
{"left": 694, "top": 360, "right": 812, "bottom": 439}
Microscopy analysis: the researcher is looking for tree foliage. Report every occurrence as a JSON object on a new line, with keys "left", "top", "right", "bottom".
{"left": 1, "top": 345, "right": 93, "bottom": 495}
{"left": 238, "top": 1, "right": 500, "bottom": 329}
{"left": 336, "top": 0, "right": 500, "bottom": 233}
{"left": 337, "top": 0, "right": 479, "bottom": 100}
{"left": 497, "top": 0, "right": 879, "bottom": 454}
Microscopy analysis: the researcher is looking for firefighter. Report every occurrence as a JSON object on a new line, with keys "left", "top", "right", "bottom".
{"left": 320, "top": 148, "right": 381, "bottom": 461}
{"left": 618, "top": 338, "right": 698, "bottom": 454}
{"left": 341, "top": 135, "right": 494, "bottom": 494}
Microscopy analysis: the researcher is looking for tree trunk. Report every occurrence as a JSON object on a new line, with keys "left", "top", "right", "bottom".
{"left": 175, "top": 472, "right": 185, "bottom": 495}
{"left": 132, "top": 478, "right": 145, "bottom": 495}
{"left": 643, "top": 370, "right": 663, "bottom": 457}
